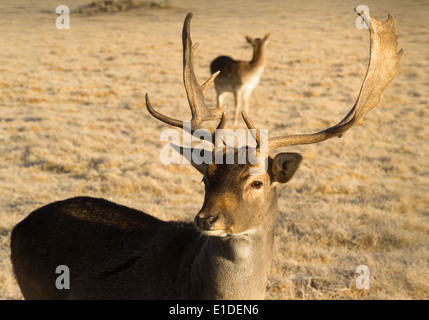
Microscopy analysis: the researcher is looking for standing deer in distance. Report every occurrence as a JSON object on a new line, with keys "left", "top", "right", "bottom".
{"left": 210, "top": 33, "right": 270, "bottom": 125}
{"left": 11, "top": 10, "right": 402, "bottom": 300}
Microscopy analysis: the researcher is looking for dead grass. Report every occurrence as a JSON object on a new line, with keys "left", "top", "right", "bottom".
{"left": 0, "top": 0, "right": 428, "bottom": 300}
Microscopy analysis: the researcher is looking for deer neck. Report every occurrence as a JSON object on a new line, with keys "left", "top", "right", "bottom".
{"left": 185, "top": 196, "right": 278, "bottom": 299}
{"left": 250, "top": 45, "right": 266, "bottom": 69}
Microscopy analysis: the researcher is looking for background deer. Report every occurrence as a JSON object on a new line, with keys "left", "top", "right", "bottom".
{"left": 10, "top": 11, "right": 402, "bottom": 299}
{"left": 210, "top": 33, "right": 270, "bottom": 125}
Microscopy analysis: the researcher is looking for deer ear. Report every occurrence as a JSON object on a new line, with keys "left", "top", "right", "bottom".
{"left": 270, "top": 153, "right": 303, "bottom": 184}
{"left": 245, "top": 36, "right": 254, "bottom": 45}
{"left": 264, "top": 33, "right": 271, "bottom": 42}
{"left": 171, "top": 143, "right": 210, "bottom": 175}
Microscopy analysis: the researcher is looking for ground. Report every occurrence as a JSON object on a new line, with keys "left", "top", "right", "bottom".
{"left": 0, "top": 0, "right": 428, "bottom": 299}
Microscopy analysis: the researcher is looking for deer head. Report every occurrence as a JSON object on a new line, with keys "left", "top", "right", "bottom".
{"left": 246, "top": 33, "right": 270, "bottom": 46}
{"left": 145, "top": 11, "right": 402, "bottom": 238}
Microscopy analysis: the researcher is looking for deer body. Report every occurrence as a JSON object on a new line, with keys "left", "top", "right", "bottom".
{"left": 12, "top": 155, "right": 279, "bottom": 299}
{"left": 210, "top": 34, "right": 270, "bottom": 124}
{"left": 12, "top": 196, "right": 193, "bottom": 299}
{"left": 11, "top": 12, "right": 402, "bottom": 300}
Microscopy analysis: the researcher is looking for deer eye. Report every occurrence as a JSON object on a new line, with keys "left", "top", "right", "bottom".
{"left": 250, "top": 181, "right": 263, "bottom": 189}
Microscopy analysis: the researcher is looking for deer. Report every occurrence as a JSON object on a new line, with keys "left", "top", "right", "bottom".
{"left": 10, "top": 10, "right": 402, "bottom": 300}
{"left": 210, "top": 33, "right": 270, "bottom": 125}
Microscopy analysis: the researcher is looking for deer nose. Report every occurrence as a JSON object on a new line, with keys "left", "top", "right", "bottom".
{"left": 195, "top": 213, "right": 219, "bottom": 230}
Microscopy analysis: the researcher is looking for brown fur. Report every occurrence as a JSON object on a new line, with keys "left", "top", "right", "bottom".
{"left": 210, "top": 34, "right": 270, "bottom": 124}
{"left": 11, "top": 150, "right": 301, "bottom": 299}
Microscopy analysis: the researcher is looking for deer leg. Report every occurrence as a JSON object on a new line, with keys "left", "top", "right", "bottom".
{"left": 243, "top": 91, "right": 252, "bottom": 115}
{"left": 217, "top": 92, "right": 226, "bottom": 109}
{"left": 233, "top": 91, "right": 241, "bottom": 125}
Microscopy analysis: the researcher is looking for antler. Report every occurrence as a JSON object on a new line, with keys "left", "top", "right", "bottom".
{"left": 146, "top": 13, "right": 226, "bottom": 138}
{"left": 253, "top": 10, "right": 403, "bottom": 152}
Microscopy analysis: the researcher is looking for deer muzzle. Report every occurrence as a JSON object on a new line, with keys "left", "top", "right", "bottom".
{"left": 194, "top": 213, "right": 220, "bottom": 231}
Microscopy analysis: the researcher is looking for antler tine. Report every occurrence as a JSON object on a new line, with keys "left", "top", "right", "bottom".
{"left": 145, "top": 13, "right": 225, "bottom": 139}
{"left": 268, "top": 11, "right": 403, "bottom": 151}
{"left": 183, "top": 13, "right": 225, "bottom": 130}
{"left": 145, "top": 93, "right": 183, "bottom": 128}
{"left": 241, "top": 111, "right": 260, "bottom": 149}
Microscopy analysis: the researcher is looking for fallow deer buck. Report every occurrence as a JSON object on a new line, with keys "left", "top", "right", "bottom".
{"left": 11, "top": 11, "right": 402, "bottom": 300}
{"left": 210, "top": 33, "right": 270, "bottom": 125}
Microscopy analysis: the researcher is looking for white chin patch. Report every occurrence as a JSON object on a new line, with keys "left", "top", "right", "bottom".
{"left": 200, "top": 229, "right": 228, "bottom": 237}
{"left": 201, "top": 228, "right": 256, "bottom": 238}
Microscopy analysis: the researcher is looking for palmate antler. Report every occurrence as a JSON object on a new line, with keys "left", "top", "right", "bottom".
{"left": 260, "top": 10, "right": 403, "bottom": 151}
{"left": 145, "top": 13, "right": 226, "bottom": 142}
{"left": 147, "top": 10, "right": 402, "bottom": 158}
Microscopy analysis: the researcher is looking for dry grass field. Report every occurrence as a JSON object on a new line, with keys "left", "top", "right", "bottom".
{"left": 0, "top": 0, "right": 428, "bottom": 299}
